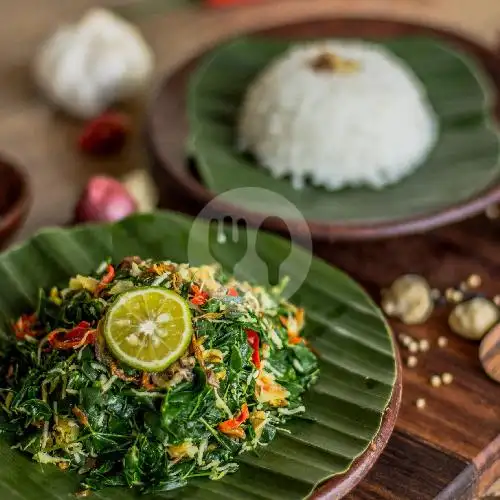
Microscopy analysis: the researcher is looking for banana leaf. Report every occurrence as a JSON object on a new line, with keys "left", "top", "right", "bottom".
{"left": 0, "top": 212, "right": 396, "bottom": 499}
{"left": 187, "top": 36, "right": 500, "bottom": 224}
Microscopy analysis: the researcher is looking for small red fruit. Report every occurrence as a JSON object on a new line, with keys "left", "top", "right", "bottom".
{"left": 78, "top": 112, "right": 131, "bottom": 156}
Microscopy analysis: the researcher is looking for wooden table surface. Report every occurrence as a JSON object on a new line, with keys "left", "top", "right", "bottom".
{"left": 3, "top": 0, "right": 500, "bottom": 498}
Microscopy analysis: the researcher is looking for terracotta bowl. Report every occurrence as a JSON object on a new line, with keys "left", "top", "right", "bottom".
{"left": 0, "top": 158, "right": 31, "bottom": 248}
{"left": 146, "top": 17, "right": 500, "bottom": 241}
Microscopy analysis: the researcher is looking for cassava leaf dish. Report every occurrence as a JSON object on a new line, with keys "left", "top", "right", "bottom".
{"left": 0, "top": 212, "right": 396, "bottom": 499}
{"left": 187, "top": 36, "right": 500, "bottom": 224}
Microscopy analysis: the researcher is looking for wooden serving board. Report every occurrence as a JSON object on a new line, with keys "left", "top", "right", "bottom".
{"left": 4, "top": 0, "right": 500, "bottom": 498}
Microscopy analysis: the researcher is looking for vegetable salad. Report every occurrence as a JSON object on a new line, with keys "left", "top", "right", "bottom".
{"left": 0, "top": 257, "right": 319, "bottom": 494}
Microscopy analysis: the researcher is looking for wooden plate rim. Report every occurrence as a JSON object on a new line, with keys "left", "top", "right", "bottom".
{"left": 0, "top": 155, "right": 31, "bottom": 247}
{"left": 311, "top": 338, "right": 402, "bottom": 499}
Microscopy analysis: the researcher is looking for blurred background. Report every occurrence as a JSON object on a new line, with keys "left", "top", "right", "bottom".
{"left": 2, "top": 0, "right": 499, "bottom": 243}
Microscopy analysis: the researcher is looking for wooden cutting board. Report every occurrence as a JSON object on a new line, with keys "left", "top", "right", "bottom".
{"left": 3, "top": 0, "right": 500, "bottom": 498}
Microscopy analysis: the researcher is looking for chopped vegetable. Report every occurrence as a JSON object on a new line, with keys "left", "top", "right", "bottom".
{"left": 189, "top": 284, "right": 209, "bottom": 306}
{"left": 245, "top": 329, "right": 261, "bottom": 369}
{"left": 0, "top": 258, "right": 318, "bottom": 494}
{"left": 48, "top": 321, "right": 96, "bottom": 350}
{"left": 13, "top": 314, "right": 39, "bottom": 340}
{"left": 217, "top": 403, "right": 249, "bottom": 437}
{"left": 95, "top": 264, "right": 115, "bottom": 296}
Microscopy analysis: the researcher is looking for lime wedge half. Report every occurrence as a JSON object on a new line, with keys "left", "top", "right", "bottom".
{"left": 103, "top": 287, "right": 193, "bottom": 372}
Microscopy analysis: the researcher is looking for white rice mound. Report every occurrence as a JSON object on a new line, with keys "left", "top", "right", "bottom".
{"left": 237, "top": 41, "right": 439, "bottom": 190}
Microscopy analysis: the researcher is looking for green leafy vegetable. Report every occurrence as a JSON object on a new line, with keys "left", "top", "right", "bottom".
{"left": 0, "top": 258, "right": 318, "bottom": 494}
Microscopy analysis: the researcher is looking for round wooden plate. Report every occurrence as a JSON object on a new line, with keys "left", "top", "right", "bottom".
{"left": 147, "top": 18, "right": 500, "bottom": 242}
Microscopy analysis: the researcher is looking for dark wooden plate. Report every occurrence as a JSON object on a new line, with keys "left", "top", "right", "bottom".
{"left": 146, "top": 17, "right": 500, "bottom": 241}
{"left": 0, "top": 156, "right": 31, "bottom": 249}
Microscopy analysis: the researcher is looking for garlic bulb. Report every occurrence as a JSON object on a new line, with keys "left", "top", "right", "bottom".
{"left": 34, "top": 8, "right": 154, "bottom": 119}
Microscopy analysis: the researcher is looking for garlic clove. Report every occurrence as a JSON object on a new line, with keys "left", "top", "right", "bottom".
{"left": 448, "top": 297, "right": 499, "bottom": 340}
{"left": 381, "top": 274, "right": 433, "bottom": 325}
{"left": 121, "top": 169, "right": 159, "bottom": 213}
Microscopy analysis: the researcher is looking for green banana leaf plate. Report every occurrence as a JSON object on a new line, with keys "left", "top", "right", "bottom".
{"left": 147, "top": 19, "right": 500, "bottom": 240}
{"left": 0, "top": 211, "right": 400, "bottom": 499}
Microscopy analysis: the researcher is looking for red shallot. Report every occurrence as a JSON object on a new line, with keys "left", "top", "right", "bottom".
{"left": 75, "top": 175, "right": 137, "bottom": 223}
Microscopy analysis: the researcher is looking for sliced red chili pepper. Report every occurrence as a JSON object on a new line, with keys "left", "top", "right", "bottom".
{"left": 48, "top": 321, "right": 96, "bottom": 350}
{"left": 218, "top": 403, "right": 249, "bottom": 433}
{"left": 95, "top": 264, "right": 115, "bottom": 296}
{"left": 13, "top": 314, "right": 39, "bottom": 340}
{"left": 190, "top": 284, "right": 209, "bottom": 306}
{"left": 245, "top": 329, "right": 261, "bottom": 369}
{"left": 227, "top": 287, "right": 238, "bottom": 297}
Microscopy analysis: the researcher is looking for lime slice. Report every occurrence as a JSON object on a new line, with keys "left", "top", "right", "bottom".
{"left": 103, "top": 287, "right": 193, "bottom": 372}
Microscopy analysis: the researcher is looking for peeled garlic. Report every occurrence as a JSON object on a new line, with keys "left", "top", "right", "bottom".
{"left": 381, "top": 274, "right": 433, "bottom": 325}
{"left": 448, "top": 297, "right": 499, "bottom": 340}
{"left": 34, "top": 8, "right": 154, "bottom": 119}
{"left": 121, "top": 169, "right": 158, "bottom": 212}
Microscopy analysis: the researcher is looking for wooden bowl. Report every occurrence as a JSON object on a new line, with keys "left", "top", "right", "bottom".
{"left": 146, "top": 17, "right": 500, "bottom": 241}
{"left": 0, "top": 157, "right": 31, "bottom": 248}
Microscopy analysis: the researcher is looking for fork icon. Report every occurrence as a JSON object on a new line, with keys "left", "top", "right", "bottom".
{"left": 208, "top": 217, "right": 248, "bottom": 277}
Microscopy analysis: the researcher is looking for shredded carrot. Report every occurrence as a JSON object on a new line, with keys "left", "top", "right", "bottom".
{"left": 149, "top": 263, "right": 173, "bottom": 275}
{"left": 94, "top": 264, "right": 115, "bottom": 296}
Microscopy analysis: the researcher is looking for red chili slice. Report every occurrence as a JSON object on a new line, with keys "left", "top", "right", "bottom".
{"left": 245, "top": 329, "right": 261, "bottom": 369}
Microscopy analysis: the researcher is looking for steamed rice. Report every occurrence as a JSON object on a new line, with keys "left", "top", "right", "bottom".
{"left": 237, "top": 41, "right": 439, "bottom": 190}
